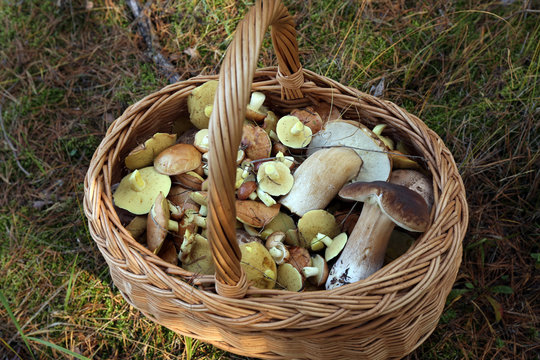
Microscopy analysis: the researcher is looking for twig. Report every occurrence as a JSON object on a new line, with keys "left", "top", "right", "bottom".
{"left": 0, "top": 104, "right": 31, "bottom": 177}
{"left": 126, "top": 0, "right": 180, "bottom": 83}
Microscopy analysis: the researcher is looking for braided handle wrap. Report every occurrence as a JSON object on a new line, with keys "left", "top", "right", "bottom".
{"left": 206, "top": 0, "right": 303, "bottom": 298}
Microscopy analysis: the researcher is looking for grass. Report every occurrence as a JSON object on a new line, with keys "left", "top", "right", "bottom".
{"left": 1, "top": 0, "right": 538, "bottom": 359}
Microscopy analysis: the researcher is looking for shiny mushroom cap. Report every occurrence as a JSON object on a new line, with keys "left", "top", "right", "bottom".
{"left": 154, "top": 143, "right": 202, "bottom": 176}
{"left": 339, "top": 181, "right": 430, "bottom": 232}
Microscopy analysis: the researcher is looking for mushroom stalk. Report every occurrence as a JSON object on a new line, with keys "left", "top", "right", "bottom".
{"left": 326, "top": 201, "right": 394, "bottom": 289}
{"left": 279, "top": 147, "right": 362, "bottom": 216}
{"left": 301, "top": 266, "right": 319, "bottom": 278}
{"left": 129, "top": 170, "right": 146, "bottom": 191}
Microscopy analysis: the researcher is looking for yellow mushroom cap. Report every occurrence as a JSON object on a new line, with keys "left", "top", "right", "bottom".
{"left": 125, "top": 133, "right": 177, "bottom": 170}
{"left": 276, "top": 115, "right": 312, "bottom": 149}
{"left": 256, "top": 161, "right": 294, "bottom": 196}
{"left": 113, "top": 166, "right": 172, "bottom": 215}
{"left": 297, "top": 209, "right": 340, "bottom": 248}
{"left": 239, "top": 241, "right": 277, "bottom": 289}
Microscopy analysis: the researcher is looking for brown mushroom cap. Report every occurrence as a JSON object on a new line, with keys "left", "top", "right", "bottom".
{"left": 290, "top": 107, "right": 323, "bottom": 134}
{"left": 389, "top": 169, "right": 434, "bottom": 211}
{"left": 241, "top": 124, "right": 272, "bottom": 160}
{"left": 235, "top": 200, "right": 281, "bottom": 228}
{"left": 154, "top": 144, "right": 202, "bottom": 176}
{"left": 302, "top": 254, "right": 329, "bottom": 287}
{"left": 147, "top": 192, "right": 169, "bottom": 253}
{"left": 339, "top": 181, "right": 430, "bottom": 232}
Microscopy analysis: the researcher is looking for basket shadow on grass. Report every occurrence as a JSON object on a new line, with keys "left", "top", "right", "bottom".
{"left": 1, "top": 0, "right": 539, "bottom": 359}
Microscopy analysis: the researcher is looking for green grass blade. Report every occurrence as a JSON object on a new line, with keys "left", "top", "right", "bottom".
{"left": 0, "top": 290, "right": 36, "bottom": 360}
{"left": 27, "top": 336, "right": 91, "bottom": 360}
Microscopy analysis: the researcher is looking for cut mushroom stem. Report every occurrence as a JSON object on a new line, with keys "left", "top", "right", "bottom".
{"left": 129, "top": 169, "right": 146, "bottom": 191}
{"left": 326, "top": 182, "right": 430, "bottom": 289}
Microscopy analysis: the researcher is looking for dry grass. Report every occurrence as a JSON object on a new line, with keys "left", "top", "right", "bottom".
{"left": 0, "top": 0, "right": 538, "bottom": 359}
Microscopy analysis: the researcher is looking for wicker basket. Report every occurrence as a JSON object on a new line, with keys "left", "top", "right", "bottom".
{"left": 83, "top": 1, "right": 468, "bottom": 359}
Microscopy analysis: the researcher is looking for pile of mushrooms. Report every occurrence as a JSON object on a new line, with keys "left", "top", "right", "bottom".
{"left": 112, "top": 81, "right": 434, "bottom": 292}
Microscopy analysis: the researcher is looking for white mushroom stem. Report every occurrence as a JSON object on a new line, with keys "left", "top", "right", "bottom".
{"left": 290, "top": 121, "right": 305, "bottom": 135}
{"left": 264, "top": 164, "right": 280, "bottom": 182}
{"left": 301, "top": 266, "right": 320, "bottom": 278}
{"left": 268, "top": 245, "right": 289, "bottom": 265}
{"left": 326, "top": 200, "right": 394, "bottom": 289}
{"left": 129, "top": 169, "right": 145, "bottom": 191}
{"left": 279, "top": 147, "right": 362, "bottom": 216}
{"left": 249, "top": 92, "right": 265, "bottom": 111}
{"left": 168, "top": 219, "right": 179, "bottom": 232}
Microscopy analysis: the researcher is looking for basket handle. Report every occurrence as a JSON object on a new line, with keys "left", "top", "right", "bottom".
{"left": 206, "top": 0, "right": 303, "bottom": 298}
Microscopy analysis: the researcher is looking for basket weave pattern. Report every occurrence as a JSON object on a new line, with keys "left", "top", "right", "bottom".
{"left": 84, "top": 1, "right": 468, "bottom": 359}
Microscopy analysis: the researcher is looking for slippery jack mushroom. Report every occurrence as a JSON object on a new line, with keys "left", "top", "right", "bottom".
{"left": 187, "top": 80, "right": 218, "bottom": 129}
{"left": 113, "top": 166, "right": 172, "bottom": 215}
{"left": 310, "top": 232, "right": 348, "bottom": 262}
{"left": 276, "top": 115, "right": 312, "bottom": 149}
{"left": 124, "top": 132, "right": 177, "bottom": 170}
{"left": 179, "top": 229, "right": 215, "bottom": 275}
{"left": 296, "top": 209, "right": 341, "bottom": 249}
{"left": 301, "top": 254, "right": 329, "bottom": 287}
{"left": 256, "top": 161, "right": 294, "bottom": 197}
{"left": 325, "top": 181, "right": 430, "bottom": 289}
{"left": 265, "top": 232, "right": 289, "bottom": 265}
{"left": 147, "top": 192, "right": 179, "bottom": 253}
{"left": 153, "top": 144, "right": 202, "bottom": 176}
{"left": 239, "top": 241, "right": 277, "bottom": 289}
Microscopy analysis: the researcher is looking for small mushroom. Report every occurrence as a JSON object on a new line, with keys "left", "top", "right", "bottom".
{"left": 279, "top": 147, "right": 362, "bottom": 216}
{"left": 125, "top": 133, "right": 177, "bottom": 170}
{"left": 239, "top": 241, "right": 277, "bottom": 289}
{"left": 276, "top": 263, "right": 303, "bottom": 292}
{"left": 241, "top": 124, "right": 272, "bottom": 160}
{"left": 261, "top": 212, "right": 296, "bottom": 240}
{"left": 372, "top": 124, "right": 395, "bottom": 150}
{"left": 193, "top": 129, "right": 210, "bottom": 153}
{"left": 167, "top": 185, "right": 200, "bottom": 216}
{"left": 173, "top": 171, "right": 205, "bottom": 190}
{"left": 256, "top": 161, "right": 294, "bottom": 196}
{"left": 326, "top": 181, "right": 430, "bottom": 289}
{"left": 265, "top": 232, "right": 289, "bottom": 265}
{"left": 113, "top": 167, "right": 171, "bottom": 215}
{"left": 179, "top": 230, "right": 215, "bottom": 275}
{"left": 312, "top": 101, "right": 341, "bottom": 124}
{"left": 235, "top": 200, "right": 280, "bottom": 228}
{"left": 187, "top": 80, "right": 218, "bottom": 129}
{"left": 307, "top": 120, "right": 392, "bottom": 182}
{"left": 236, "top": 181, "right": 258, "bottom": 200}
{"left": 301, "top": 254, "right": 329, "bottom": 287}
{"left": 154, "top": 144, "right": 202, "bottom": 176}
{"left": 287, "top": 246, "right": 311, "bottom": 274}
{"left": 297, "top": 210, "right": 341, "bottom": 249}
{"left": 158, "top": 239, "right": 178, "bottom": 265}
{"left": 276, "top": 115, "right": 312, "bottom": 149}
{"left": 290, "top": 107, "right": 323, "bottom": 134}
{"left": 147, "top": 192, "right": 179, "bottom": 253}
{"left": 245, "top": 91, "right": 267, "bottom": 122}
{"left": 125, "top": 215, "right": 147, "bottom": 241}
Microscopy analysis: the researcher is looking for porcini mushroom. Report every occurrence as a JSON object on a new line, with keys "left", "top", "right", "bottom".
{"left": 389, "top": 169, "right": 434, "bottom": 211}
{"left": 113, "top": 166, "right": 171, "bottom": 215}
{"left": 257, "top": 161, "right": 294, "bottom": 196}
{"left": 279, "top": 147, "right": 362, "bottom": 216}
{"left": 307, "top": 120, "right": 392, "bottom": 182}
{"left": 325, "top": 181, "right": 430, "bottom": 289}
{"left": 276, "top": 115, "right": 312, "bottom": 149}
